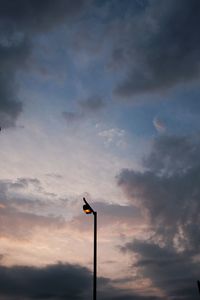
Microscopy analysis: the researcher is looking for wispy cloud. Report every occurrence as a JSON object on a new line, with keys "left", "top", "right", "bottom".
{"left": 153, "top": 117, "right": 166, "bottom": 134}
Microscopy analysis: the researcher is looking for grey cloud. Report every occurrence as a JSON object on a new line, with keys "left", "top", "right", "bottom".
{"left": 9, "top": 177, "right": 41, "bottom": 190}
{"left": 62, "top": 111, "right": 83, "bottom": 123}
{"left": 143, "top": 135, "right": 200, "bottom": 175}
{"left": 93, "top": 201, "right": 140, "bottom": 218}
{"left": 70, "top": 201, "right": 142, "bottom": 233}
{"left": 0, "top": 256, "right": 164, "bottom": 300}
{"left": 0, "top": 177, "right": 66, "bottom": 240}
{"left": 99, "top": 284, "right": 161, "bottom": 300}
{"left": 111, "top": 0, "right": 200, "bottom": 97}
{"left": 0, "top": 0, "right": 88, "bottom": 33}
{"left": 62, "top": 96, "right": 105, "bottom": 124}
{"left": 0, "top": 263, "right": 92, "bottom": 299}
{"left": 125, "top": 240, "right": 199, "bottom": 300}
{"left": 78, "top": 96, "right": 105, "bottom": 112}
{"left": 0, "top": 177, "right": 44, "bottom": 196}
{"left": 118, "top": 135, "right": 200, "bottom": 249}
{"left": 0, "top": 209, "right": 64, "bottom": 240}
{"left": 118, "top": 169, "right": 193, "bottom": 237}
{"left": 0, "top": 262, "right": 162, "bottom": 300}
{"left": 0, "top": 0, "right": 88, "bottom": 128}
{"left": 93, "top": 201, "right": 142, "bottom": 228}
{"left": 45, "top": 173, "right": 63, "bottom": 179}
{"left": 102, "top": 294, "right": 160, "bottom": 300}
{"left": 0, "top": 36, "right": 29, "bottom": 127}
{"left": 117, "top": 134, "right": 200, "bottom": 299}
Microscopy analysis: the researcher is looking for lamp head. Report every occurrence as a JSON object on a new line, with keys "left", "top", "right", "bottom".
{"left": 83, "top": 197, "right": 94, "bottom": 214}
{"left": 83, "top": 203, "right": 92, "bottom": 214}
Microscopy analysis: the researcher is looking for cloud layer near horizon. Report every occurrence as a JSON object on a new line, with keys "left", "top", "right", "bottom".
{"left": 0, "top": 262, "right": 162, "bottom": 300}
{"left": 0, "top": 263, "right": 92, "bottom": 300}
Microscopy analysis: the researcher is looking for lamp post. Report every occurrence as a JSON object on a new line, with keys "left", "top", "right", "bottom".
{"left": 83, "top": 197, "right": 97, "bottom": 300}
{"left": 197, "top": 280, "right": 200, "bottom": 296}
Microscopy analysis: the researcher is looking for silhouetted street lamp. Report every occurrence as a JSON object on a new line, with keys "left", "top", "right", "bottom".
{"left": 83, "top": 197, "right": 97, "bottom": 300}
{"left": 197, "top": 280, "right": 200, "bottom": 296}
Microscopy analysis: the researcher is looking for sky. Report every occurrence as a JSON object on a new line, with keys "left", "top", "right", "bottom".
{"left": 0, "top": 0, "right": 200, "bottom": 299}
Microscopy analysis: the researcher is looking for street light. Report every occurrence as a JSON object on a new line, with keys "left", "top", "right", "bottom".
{"left": 83, "top": 197, "right": 97, "bottom": 300}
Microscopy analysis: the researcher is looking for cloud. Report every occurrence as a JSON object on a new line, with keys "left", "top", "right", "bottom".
{"left": 45, "top": 173, "right": 63, "bottom": 179}
{"left": 62, "top": 96, "right": 105, "bottom": 124}
{"left": 71, "top": 201, "right": 142, "bottom": 234}
{"left": 78, "top": 96, "right": 105, "bottom": 112}
{"left": 117, "top": 134, "right": 200, "bottom": 299}
{"left": 8, "top": 177, "right": 41, "bottom": 190}
{"left": 143, "top": 135, "right": 200, "bottom": 175}
{"left": 153, "top": 117, "right": 166, "bottom": 134}
{"left": 118, "top": 134, "right": 200, "bottom": 249}
{"left": 0, "top": 262, "right": 161, "bottom": 300}
{"left": 62, "top": 111, "right": 83, "bottom": 123}
{"left": 110, "top": 0, "right": 200, "bottom": 97}
{"left": 98, "top": 128, "right": 126, "bottom": 146}
{"left": 0, "top": 201, "right": 64, "bottom": 240}
{"left": 0, "top": 0, "right": 88, "bottom": 33}
{"left": 0, "top": 37, "right": 29, "bottom": 127}
{"left": 0, "top": 177, "right": 161, "bottom": 299}
{"left": 124, "top": 240, "right": 199, "bottom": 300}
{"left": 0, "top": 177, "right": 67, "bottom": 240}
{"left": 0, "top": 0, "right": 88, "bottom": 128}
{"left": 0, "top": 263, "right": 92, "bottom": 299}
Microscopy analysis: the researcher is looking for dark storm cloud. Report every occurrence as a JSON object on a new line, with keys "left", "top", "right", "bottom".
{"left": 0, "top": 263, "right": 161, "bottom": 300}
{"left": 0, "top": 263, "right": 92, "bottom": 299}
{"left": 117, "top": 134, "right": 200, "bottom": 299}
{"left": 111, "top": 0, "right": 200, "bottom": 97}
{"left": 0, "top": 0, "right": 88, "bottom": 33}
{"left": 0, "top": 0, "right": 88, "bottom": 128}
{"left": 124, "top": 240, "right": 199, "bottom": 300}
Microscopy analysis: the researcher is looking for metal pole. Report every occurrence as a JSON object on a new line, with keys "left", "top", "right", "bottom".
{"left": 197, "top": 280, "right": 200, "bottom": 296}
{"left": 83, "top": 198, "right": 97, "bottom": 300}
{"left": 93, "top": 211, "right": 97, "bottom": 300}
